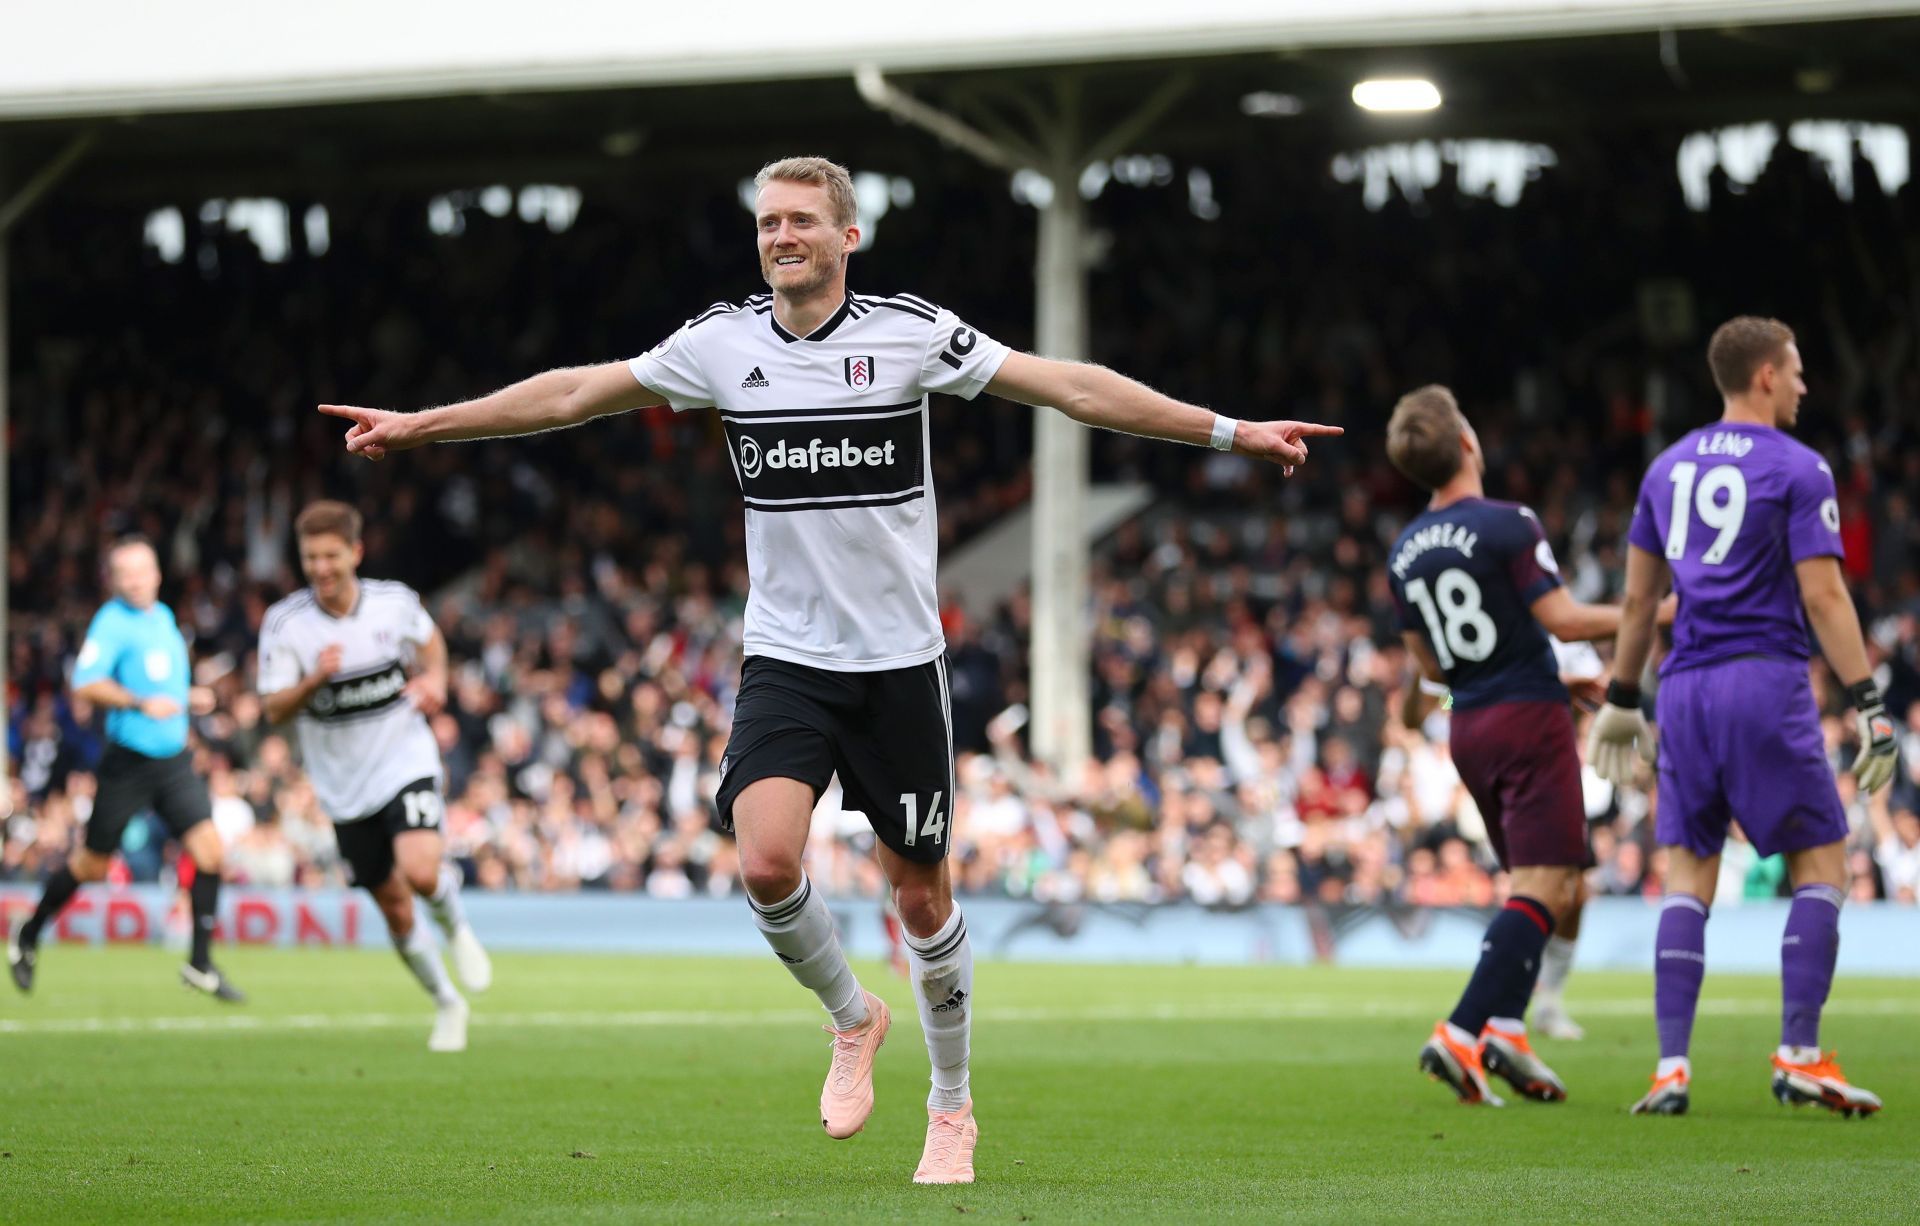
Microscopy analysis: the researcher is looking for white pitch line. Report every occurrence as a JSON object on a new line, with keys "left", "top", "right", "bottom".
{"left": 0, "top": 997, "right": 1913, "bottom": 1037}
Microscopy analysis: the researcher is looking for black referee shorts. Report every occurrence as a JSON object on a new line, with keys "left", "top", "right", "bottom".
{"left": 85, "top": 744, "right": 213, "bottom": 855}
{"left": 717, "top": 655, "right": 956, "bottom": 864}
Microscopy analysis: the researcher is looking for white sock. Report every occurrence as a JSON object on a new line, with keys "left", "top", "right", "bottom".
{"left": 1778, "top": 1045, "right": 1820, "bottom": 1065}
{"left": 1488, "top": 1016, "right": 1526, "bottom": 1035}
{"left": 395, "top": 923, "right": 460, "bottom": 1007}
{"left": 750, "top": 876, "right": 867, "bottom": 1031}
{"left": 1537, "top": 935, "right": 1577, "bottom": 1001}
{"left": 425, "top": 864, "right": 467, "bottom": 938}
{"left": 1657, "top": 1056, "right": 1691, "bottom": 1080}
{"left": 904, "top": 908, "right": 973, "bottom": 1114}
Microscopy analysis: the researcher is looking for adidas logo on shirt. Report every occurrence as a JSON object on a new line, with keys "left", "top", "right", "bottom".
{"left": 740, "top": 367, "right": 770, "bottom": 388}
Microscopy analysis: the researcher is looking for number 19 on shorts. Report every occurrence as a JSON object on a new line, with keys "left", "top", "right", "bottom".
{"left": 901, "top": 791, "right": 947, "bottom": 848}
{"left": 402, "top": 789, "right": 444, "bottom": 829}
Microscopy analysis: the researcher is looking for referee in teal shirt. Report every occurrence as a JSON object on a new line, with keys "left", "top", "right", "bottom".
{"left": 8, "top": 537, "right": 244, "bottom": 1001}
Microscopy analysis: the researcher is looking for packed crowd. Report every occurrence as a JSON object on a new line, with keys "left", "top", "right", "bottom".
{"left": 7, "top": 129, "right": 1920, "bottom": 906}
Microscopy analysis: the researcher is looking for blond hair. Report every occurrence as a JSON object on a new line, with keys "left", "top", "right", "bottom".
{"left": 753, "top": 156, "right": 857, "bottom": 227}
{"left": 1386, "top": 385, "right": 1469, "bottom": 492}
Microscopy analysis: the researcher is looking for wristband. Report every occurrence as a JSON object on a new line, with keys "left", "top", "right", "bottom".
{"left": 1846, "top": 679, "right": 1884, "bottom": 712}
{"left": 1605, "top": 680, "right": 1642, "bottom": 710}
{"left": 1209, "top": 414, "right": 1239, "bottom": 451}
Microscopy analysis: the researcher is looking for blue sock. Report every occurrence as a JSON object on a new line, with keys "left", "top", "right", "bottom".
{"left": 1447, "top": 896, "right": 1554, "bottom": 1035}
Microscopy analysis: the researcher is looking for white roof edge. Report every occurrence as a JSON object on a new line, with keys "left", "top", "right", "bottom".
{"left": 0, "top": 0, "right": 1902, "bottom": 123}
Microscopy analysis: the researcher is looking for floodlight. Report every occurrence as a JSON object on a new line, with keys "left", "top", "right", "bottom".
{"left": 1352, "top": 79, "right": 1442, "bottom": 113}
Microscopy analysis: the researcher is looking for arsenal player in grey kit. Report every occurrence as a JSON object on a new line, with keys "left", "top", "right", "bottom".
{"left": 318, "top": 156, "right": 1341, "bottom": 1182}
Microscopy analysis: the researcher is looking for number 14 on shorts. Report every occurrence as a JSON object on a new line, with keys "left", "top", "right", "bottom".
{"left": 901, "top": 791, "right": 946, "bottom": 847}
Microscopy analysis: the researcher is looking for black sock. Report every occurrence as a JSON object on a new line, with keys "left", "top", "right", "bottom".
{"left": 1447, "top": 895, "right": 1554, "bottom": 1035}
{"left": 20, "top": 866, "right": 82, "bottom": 948}
{"left": 189, "top": 869, "right": 221, "bottom": 971}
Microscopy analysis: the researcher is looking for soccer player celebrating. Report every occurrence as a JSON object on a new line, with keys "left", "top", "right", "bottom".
{"left": 8, "top": 537, "right": 244, "bottom": 1001}
{"left": 1386, "top": 386, "right": 1626, "bottom": 1106}
{"left": 1590, "top": 317, "right": 1891, "bottom": 1117}
{"left": 318, "top": 156, "right": 1340, "bottom": 1182}
{"left": 258, "top": 502, "right": 491, "bottom": 1052}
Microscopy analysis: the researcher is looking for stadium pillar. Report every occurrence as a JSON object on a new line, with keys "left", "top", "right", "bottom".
{"left": 1029, "top": 147, "right": 1092, "bottom": 774}
{"left": 855, "top": 69, "right": 1186, "bottom": 777}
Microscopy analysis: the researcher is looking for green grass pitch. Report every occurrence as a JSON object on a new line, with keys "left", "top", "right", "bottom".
{"left": 2, "top": 946, "right": 1915, "bottom": 1222}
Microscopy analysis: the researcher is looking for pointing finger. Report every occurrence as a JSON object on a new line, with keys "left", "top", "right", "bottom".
{"left": 1290, "top": 423, "right": 1345, "bottom": 438}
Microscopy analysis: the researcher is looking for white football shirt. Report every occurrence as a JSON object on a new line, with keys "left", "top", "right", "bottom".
{"left": 628, "top": 291, "right": 1011, "bottom": 671}
{"left": 256, "top": 579, "right": 445, "bottom": 820}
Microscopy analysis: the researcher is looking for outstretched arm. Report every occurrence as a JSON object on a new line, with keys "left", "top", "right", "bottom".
{"left": 984, "top": 352, "right": 1342, "bottom": 471}
{"left": 1530, "top": 588, "right": 1623, "bottom": 644}
{"left": 320, "top": 362, "right": 662, "bottom": 460}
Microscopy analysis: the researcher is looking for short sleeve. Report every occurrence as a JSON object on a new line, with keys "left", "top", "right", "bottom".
{"left": 1508, "top": 507, "right": 1564, "bottom": 604}
{"left": 919, "top": 307, "right": 1011, "bottom": 400}
{"left": 255, "top": 615, "right": 301, "bottom": 694}
{"left": 71, "top": 609, "right": 119, "bottom": 688}
{"left": 398, "top": 587, "right": 435, "bottom": 648}
{"left": 627, "top": 318, "right": 716, "bottom": 412}
{"left": 1627, "top": 467, "right": 1664, "bottom": 556}
{"left": 1786, "top": 456, "right": 1844, "bottom": 564}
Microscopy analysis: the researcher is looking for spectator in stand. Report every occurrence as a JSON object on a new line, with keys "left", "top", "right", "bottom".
{"left": 7, "top": 131, "right": 1920, "bottom": 909}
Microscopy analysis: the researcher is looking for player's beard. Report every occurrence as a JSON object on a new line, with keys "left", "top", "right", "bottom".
{"left": 761, "top": 248, "right": 837, "bottom": 299}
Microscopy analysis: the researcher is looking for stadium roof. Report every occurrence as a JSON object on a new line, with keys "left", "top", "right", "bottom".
{"left": 3, "top": 0, "right": 1913, "bottom": 120}
{"left": 1, "top": 4, "right": 1915, "bottom": 207}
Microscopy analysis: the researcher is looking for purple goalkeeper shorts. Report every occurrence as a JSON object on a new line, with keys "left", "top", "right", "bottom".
{"left": 1654, "top": 655, "right": 1848, "bottom": 860}
{"left": 1450, "top": 699, "right": 1592, "bottom": 870}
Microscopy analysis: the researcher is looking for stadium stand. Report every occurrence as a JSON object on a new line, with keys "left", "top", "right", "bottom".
{"left": 7, "top": 131, "right": 1920, "bottom": 907}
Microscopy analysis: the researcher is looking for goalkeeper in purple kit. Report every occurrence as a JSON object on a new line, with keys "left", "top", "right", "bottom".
{"left": 1590, "top": 316, "right": 1893, "bottom": 1117}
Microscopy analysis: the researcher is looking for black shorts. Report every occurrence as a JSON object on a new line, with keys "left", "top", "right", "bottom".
{"left": 86, "top": 745, "right": 211, "bottom": 855}
{"left": 333, "top": 778, "right": 443, "bottom": 888}
{"left": 717, "top": 655, "right": 955, "bottom": 864}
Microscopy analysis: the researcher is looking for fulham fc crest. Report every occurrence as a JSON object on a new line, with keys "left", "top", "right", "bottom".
{"left": 843, "top": 356, "right": 876, "bottom": 391}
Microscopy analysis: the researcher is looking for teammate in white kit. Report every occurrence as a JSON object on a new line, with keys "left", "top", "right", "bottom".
{"left": 258, "top": 502, "right": 492, "bottom": 1051}
{"left": 319, "top": 157, "right": 1340, "bottom": 1182}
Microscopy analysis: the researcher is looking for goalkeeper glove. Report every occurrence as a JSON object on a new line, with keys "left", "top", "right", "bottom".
{"left": 1588, "top": 680, "right": 1656, "bottom": 788}
{"left": 1847, "top": 679, "right": 1898, "bottom": 795}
